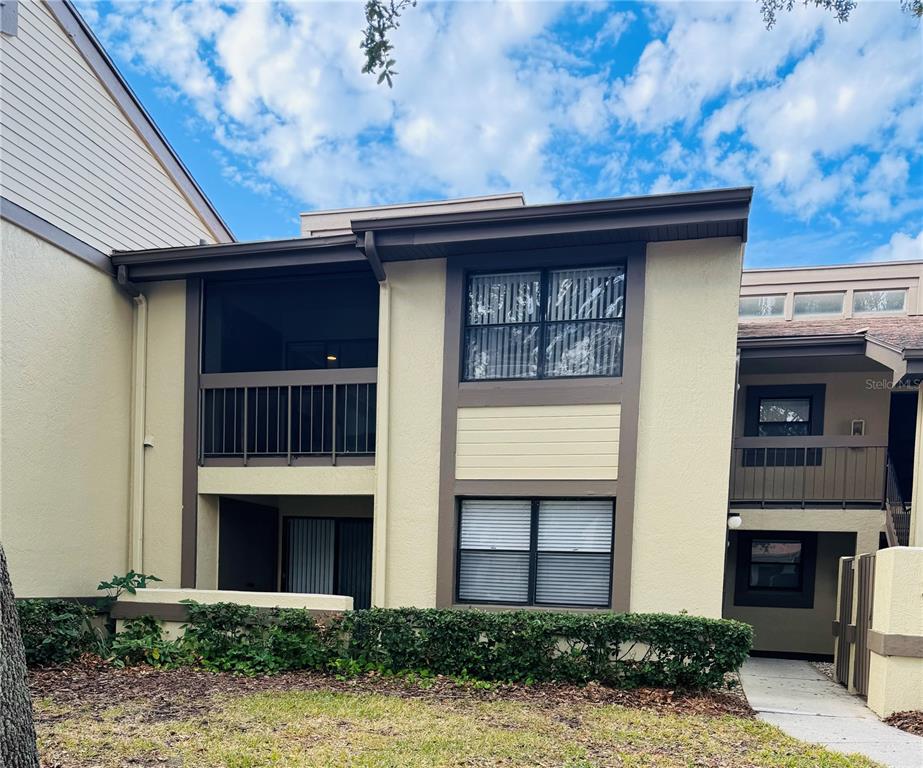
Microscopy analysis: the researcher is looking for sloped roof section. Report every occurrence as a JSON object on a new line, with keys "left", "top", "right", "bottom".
{"left": 739, "top": 316, "right": 923, "bottom": 353}
{"left": 46, "top": 0, "right": 233, "bottom": 243}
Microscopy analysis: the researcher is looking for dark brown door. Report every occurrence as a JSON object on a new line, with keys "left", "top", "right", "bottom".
{"left": 218, "top": 498, "right": 279, "bottom": 591}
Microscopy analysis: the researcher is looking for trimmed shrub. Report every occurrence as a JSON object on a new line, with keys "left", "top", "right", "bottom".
{"left": 16, "top": 599, "right": 98, "bottom": 666}
{"left": 180, "top": 602, "right": 330, "bottom": 675}
{"left": 336, "top": 609, "right": 752, "bottom": 690}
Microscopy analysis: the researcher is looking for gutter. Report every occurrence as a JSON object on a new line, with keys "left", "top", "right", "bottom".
{"left": 118, "top": 266, "right": 148, "bottom": 571}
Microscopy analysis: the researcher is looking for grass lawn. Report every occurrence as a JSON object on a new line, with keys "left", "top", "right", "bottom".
{"left": 31, "top": 664, "right": 882, "bottom": 768}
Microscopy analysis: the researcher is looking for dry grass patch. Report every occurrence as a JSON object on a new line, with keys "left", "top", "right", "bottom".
{"left": 35, "top": 683, "right": 883, "bottom": 768}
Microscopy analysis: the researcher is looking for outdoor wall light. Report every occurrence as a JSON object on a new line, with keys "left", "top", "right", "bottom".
{"left": 727, "top": 515, "right": 743, "bottom": 530}
{"left": 326, "top": 355, "right": 337, "bottom": 361}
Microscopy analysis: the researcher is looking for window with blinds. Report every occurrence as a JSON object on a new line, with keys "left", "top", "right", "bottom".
{"left": 463, "top": 266, "right": 624, "bottom": 381}
{"left": 456, "top": 498, "right": 614, "bottom": 607}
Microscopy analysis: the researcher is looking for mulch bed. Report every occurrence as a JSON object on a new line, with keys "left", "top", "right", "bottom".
{"left": 884, "top": 709, "right": 923, "bottom": 736}
{"left": 29, "top": 655, "right": 752, "bottom": 725}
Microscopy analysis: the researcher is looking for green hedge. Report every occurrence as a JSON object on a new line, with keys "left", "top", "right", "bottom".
{"left": 16, "top": 599, "right": 98, "bottom": 666}
{"left": 18, "top": 600, "right": 752, "bottom": 690}
{"left": 338, "top": 608, "right": 752, "bottom": 690}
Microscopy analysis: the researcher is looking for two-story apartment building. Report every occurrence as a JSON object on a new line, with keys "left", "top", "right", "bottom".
{"left": 1, "top": 0, "right": 233, "bottom": 596}
{"left": 103, "top": 189, "right": 751, "bottom": 617}
{"left": 724, "top": 261, "right": 923, "bottom": 656}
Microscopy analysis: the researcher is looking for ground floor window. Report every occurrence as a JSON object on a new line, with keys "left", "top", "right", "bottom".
{"left": 456, "top": 498, "right": 614, "bottom": 608}
{"left": 733, "top": 530, "right": 817, "bottom": 609}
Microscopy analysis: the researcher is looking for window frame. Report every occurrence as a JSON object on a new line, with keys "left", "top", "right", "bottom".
{"left": 454, "top": 497, "right": 616, "bottom": 608}
{"left": 743, "top": 385, "right": 825, "bottom": 468}
{"left": 734, "top": 531, "right": 817, "bottom": 609}
{"left": 852, "top": 288, "right": 907, "bottom": 316}
{"left": 460, "top": 264, "right": 626, "bottom": 382}
{"left": 738, "top": 294, "right": 786, "bottom": 320}
{"left": 792, "top": 291, "right": 845, "bottom": 318}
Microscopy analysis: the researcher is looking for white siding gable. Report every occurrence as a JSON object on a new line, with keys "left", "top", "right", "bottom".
{"left": 0, "top": 1, "right": 217, "bottom": 252}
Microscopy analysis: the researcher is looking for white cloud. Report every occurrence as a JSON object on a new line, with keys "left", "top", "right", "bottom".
{"left": 85, "top": 0, "right": 921, "bottom": 243}
{"left": 868, "top": 230, "right": 923, "bottom": 262}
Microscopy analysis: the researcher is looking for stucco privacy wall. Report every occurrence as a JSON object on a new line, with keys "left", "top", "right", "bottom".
{"left": 0, "top": 0, "right": 216, "bottom": 251}
{"left": 866, "top": 547, "right": 923, "bottom": 717}
{"left": 723, "top": 531, "right": 856, "bottom": 655}
{"left": 140, "top": 280, "right": 187, "bottom": 587}
{"left": 455, "top": 404, "right": 620, "bottom": 480}
{"left": 629, "top": 237, "right": 743, "bottom": 617}
{"left": 0, "top": 220, "right": 132, "bottom": 595}
{"left": 378, "top": 259, "right": 446, "bottom": 608}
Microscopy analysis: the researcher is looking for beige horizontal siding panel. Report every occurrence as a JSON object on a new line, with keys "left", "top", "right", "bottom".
{"left": 456, "top": 441, "right": 619, "bottom": 457}
{"left": 455, "top": 404, "right": 621, "bottom": 481}
{"left": 457, "top": 428, "right": 620, "bottom": 444}
{"left": 456, "top": 467, "right": 618, "bottom": 481}
{"left": 0, "top": 1, "right": 215, "bottom": 252}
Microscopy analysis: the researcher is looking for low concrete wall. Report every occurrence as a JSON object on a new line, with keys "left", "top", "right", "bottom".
{"left": 866, "top": 547, "right": 923, "bottom": 718}
{"left": 113, "top": 587, "right": 353, "bottom": 639}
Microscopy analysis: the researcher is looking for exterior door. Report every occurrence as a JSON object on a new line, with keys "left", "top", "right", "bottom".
{"left": 284, "top": 517, "right": 373, "bottom": 609}
{"left": 218, "top": 498, "right": 279, "bottom": 591}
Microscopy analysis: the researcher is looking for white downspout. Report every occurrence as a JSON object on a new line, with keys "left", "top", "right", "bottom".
{"left": 127, "top": 291, "right": 148, "bottom": 572}
{"left": 372, "top": 281, "right": 390, "bottom": 607}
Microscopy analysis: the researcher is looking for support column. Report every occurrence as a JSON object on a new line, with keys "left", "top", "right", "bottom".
{"left": 910, "top": 384, "right": 923, "bottom": 547}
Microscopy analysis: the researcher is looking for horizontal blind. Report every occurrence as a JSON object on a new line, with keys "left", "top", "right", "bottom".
{"left": 458, "top": 551, "right": 530, "bottom": 603}
{"left": 535, "top": 500, "right": 612, "bottom": 607}
{"left": 459, "top": 499, "right": 532, "bottom": 550}
{"left": 546, "top": 267, "right": 624, "bottom": 321}
{"left": 537, "top": 500, "right": 613, "bottom": 552}
{"left": 535, "top": 553, "right": 612, "bottom": 606}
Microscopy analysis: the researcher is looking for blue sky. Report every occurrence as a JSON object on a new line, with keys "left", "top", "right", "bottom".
{"left": 78, "top": 1, "right": 921, "bottom": 266}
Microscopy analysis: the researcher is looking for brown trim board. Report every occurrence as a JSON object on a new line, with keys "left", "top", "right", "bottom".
{"left": 458, "top": 378, "right": 622, "bottom": 407}
{"left": 181, "top": 279, "right": 201, "bottom": 588}
{"left": 868, "top": 630, "right": 923, "bottom": 658}
{"left": 434, "top": 244, "right": 645, "bottom": 609}
{"left": 436, "top": 258, "right": 465, "bottom": 607}
{"left": 454, "top": 480, "right": 618, "bottom": 497}
{"left": 610, "top": 247, "right": 645, "bottom": 612}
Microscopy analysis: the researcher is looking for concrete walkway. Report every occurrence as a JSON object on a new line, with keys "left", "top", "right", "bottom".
{"left": 740, "top": 658, "right": 923, "bottom": 768}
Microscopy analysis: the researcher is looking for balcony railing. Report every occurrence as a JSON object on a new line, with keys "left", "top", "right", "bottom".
{"left": 729, "top": 437, "right": 887, "bottom": 508}
{"left": 199, "top": 368, "right": 376, "bottom": 466}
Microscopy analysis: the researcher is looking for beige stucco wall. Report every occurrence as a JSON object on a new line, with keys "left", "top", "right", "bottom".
{"left": 723, "top": 531, "right": 856, "bottom": 655}
{"left": 455, "top": 403, "right": 620, "bottom": 480}
{"left": 198, "top": 466, "right": 376, "bottom": 497}
{"left": 867, "top": 547, "right": 923, "bottom": 717}
{"left": 0, "top": 220, "right": 132, "bottom": 596}
{"left": 729, "top": 508, "right": 883, "bottom": 558}
{"left": 735, "top": 371, "right": 892, "bottom": 441}
{"left": 377, "top": 259, "right": 446, "bottom": 609}
{"left": 196, "top": 494, "right": 219, "bottom": 590}
{"left": 629, "top": 237, "right": 743, "bottom": 617}
{"left": 139, "top": 280, "right": 187, "bottom": 587}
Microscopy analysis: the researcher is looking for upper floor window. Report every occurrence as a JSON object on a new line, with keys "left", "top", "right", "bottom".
{"left": 202, "top": 273, "right": 379, "bottom": 373}
{"left": 793, "top": 292, "right": 844, "bottom": 317}
{"left": 739, "top": 294, "right": 785, "bottom": 319}
{"left": 757, "top": 397, "right": 811, "bottom": 437}
{"left": 853, "top": 289, "right": 906, "bottom": 315}
{"left": 463, "top": 266, "right": 624, "bottom": 381}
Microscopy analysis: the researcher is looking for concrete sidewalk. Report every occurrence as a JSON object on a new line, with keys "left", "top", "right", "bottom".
{"left": 740, "top": 657, "right": 923, "bottom": 768}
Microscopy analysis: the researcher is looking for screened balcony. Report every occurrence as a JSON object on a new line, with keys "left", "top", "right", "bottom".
{"left": 198, "top": 270, "right": 378, "bottom": 466}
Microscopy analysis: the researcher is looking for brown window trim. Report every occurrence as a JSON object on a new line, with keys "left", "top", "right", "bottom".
{"left": 734, "top": 530, "right": 818, "bottom": 609}
{"left": 454, "top": 497, "right": 616, "bottom": 610}
{"left": 460, "top": 262, "right": 626, "bottom": 384}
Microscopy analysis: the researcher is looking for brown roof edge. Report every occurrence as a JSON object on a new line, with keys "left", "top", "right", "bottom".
{"left": 48, "top": 0, "right": 234, "bottom": 244}
{"left": 349, "top": 186, "right": 754, "bottom": 235}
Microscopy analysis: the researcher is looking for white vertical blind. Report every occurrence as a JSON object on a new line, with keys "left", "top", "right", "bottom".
{"left": 287, "top": 518, "right": 335, "bottom": 594}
